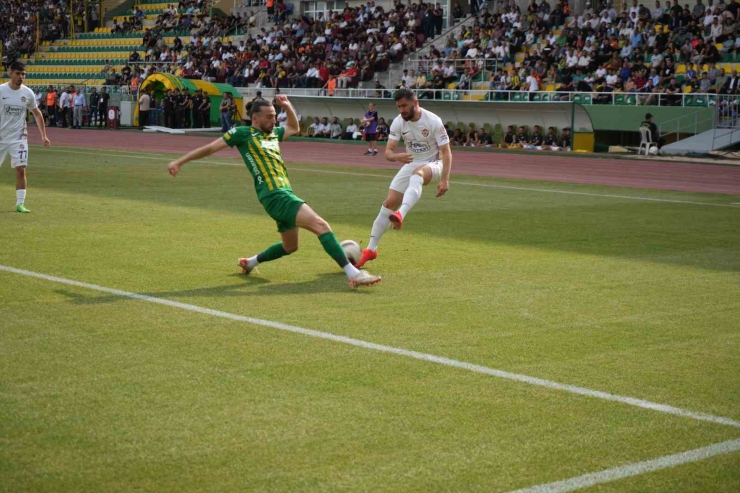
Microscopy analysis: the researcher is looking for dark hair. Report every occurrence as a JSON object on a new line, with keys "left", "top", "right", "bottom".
{"left": 9, "top": 61, "right": 25, "bottom": 72}
{"left": 393, "top": 88, "right": 416, "bottom": 102}
{"left": 250, "top": 99, "right": 273, "bottom": 117}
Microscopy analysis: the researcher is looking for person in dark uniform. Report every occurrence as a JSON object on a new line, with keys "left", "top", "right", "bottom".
{"left": 172, "top": 89, "right": 183, "bottom": 129}
{"left": 98, "top": 87, "right": 110, "bottom": 127}
{"left": 88, "top": 88, "right": 100, "bottom": 127}
{"left": 180, "top": 88, "right": 192, "bottom": 128}
{"left": 163, "top": 89, "right": 174, "bottom": 128}
{"left": 640, "top": 113, "right": 665, "bottom": 148}
{"left": 192, "top": 89, "right": 203, "bottom": 129}
{"left": 528, "top": 125, "right": 544, "bottom": 148}
{"left": 200, "top": 91, "right": 211, "bottom": 128}
{"left": 559, "top": 127, "right": 572, "bottom": 150}
{"left": 500, "top": 125, "right": 515, "bottom": 148}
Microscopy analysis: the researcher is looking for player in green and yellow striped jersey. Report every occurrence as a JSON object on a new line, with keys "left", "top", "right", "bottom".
{"left": 167, "top": 95, "right": 381, "bottom": 288}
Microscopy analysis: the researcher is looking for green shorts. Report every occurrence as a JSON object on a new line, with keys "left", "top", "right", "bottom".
{"left": 260, "top": 189, "right": 305, "bottom": 233}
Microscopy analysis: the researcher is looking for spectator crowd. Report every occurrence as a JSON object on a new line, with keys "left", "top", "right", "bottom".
{"left": 395, "top": 0, "right": 740, "bottom": 102}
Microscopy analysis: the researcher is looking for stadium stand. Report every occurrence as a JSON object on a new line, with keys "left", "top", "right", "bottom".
{"left": 2, "top": 0, "right": 740, "bottom": 116}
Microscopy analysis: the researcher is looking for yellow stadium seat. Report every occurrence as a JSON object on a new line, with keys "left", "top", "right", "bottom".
{"left": 676, "top": 63, "right": 686, "bottom": 74}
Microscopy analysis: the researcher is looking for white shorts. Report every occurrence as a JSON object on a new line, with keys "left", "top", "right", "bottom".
{"left": 389, "top": 160, "right": 443, "bottom": 193}
{"left": 0, "top": 141, "right": 29, "bottom": 168}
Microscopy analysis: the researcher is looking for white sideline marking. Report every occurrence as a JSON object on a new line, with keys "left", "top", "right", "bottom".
{"left": 33, "top": 146, "right": 740, "bottom": 208}
{"left": 507, "top": 438, "right": 740, "bottom": 493}
{"left": 2, "top": 264, "right": 740, "bottom": 430}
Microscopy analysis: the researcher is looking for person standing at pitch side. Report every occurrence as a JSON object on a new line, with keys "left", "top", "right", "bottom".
{"left": 355, "top": 88, "right": 452, "bottom": 268}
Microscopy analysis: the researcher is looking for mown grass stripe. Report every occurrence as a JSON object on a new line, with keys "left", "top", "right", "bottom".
{"left": 2, "top": 264, "right": 739, "bottom": 431}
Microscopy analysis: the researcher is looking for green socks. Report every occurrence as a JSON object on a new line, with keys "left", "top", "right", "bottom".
{"left": 319, "top": 232, "right": 350, "bottom": 268}
{"left": 256, "top": 242, "right": 289, "bottom": 263}
{"left": 253, "top": 234, "right": 350, "bottom": 270}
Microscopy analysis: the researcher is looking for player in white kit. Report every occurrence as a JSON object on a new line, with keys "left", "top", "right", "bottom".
{"left": 0, "top": 62, "right": 51, "bottom": 213}
{"left": 354, "top": 88, "right": 452, "bottom": 267}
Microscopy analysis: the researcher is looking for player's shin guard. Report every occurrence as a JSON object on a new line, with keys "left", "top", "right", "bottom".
{"left": 319, "top": 231, "right": 351, "bottom": 267}
{"left": 398, "top": 174, "right": 423, "bottom": 219}
{"left": 367, "top": 206, "right": 392, "bottom": 251}
{"left": 256, "top": 242, "right": 290, "bottom": 263}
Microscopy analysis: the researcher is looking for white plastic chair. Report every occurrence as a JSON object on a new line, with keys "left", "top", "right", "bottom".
{"left": 639, "top": 125, "right": 655, "bottom": 155}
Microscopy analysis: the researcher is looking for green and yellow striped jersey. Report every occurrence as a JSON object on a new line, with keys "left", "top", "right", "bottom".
{"left": 222, "top": 126, "right": 291, "bottom": 200}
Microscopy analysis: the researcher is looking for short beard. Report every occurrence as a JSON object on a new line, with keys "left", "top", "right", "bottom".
{"left": 402, "top": 107, "right": 416, "bottom": 121}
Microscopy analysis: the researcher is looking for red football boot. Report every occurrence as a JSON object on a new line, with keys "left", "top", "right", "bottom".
{"left": 353, "top": 248, "right": 378, "bottom": 268}
{"left": 389, "top": 210, "right": 404, "bottom": 230}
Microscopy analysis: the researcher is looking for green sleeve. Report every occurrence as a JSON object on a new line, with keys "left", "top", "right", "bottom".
{"left": 222, "top": 126, "right": 250, "bottom": 147}
{"left": 275, "top": 126, "right": 286, "bottom": 142}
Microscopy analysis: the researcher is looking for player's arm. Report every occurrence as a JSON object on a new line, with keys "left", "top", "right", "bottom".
{"left": 384, "top": 137, "right": 413, "bottom": 164}
{"left": 30, "top": 107, "right": 50, "bottom": 147}
{"left": 436, "top": 142, "right": 452, "bottom": 198}
{"left": 168, "top": 137, "right": 229, "bottom": 177}
{"left": 274, "top": 94, "right": 300, "bottom": 139}
{"left": 385, "top": 118, "right": 412, "bottom": 163}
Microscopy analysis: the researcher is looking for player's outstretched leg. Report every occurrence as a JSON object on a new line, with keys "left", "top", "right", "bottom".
{"left": 296, "top": 204, "right": 380, "bottom": 287}
{"left": 238, "top": 242, "right": 292, "bottom": 274}
{"left": 15, "top": 166, "right": 29, "bottom": 213}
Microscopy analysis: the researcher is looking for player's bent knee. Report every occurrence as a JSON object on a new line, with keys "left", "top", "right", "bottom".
{"left": 283, "top": 243, "right": 299, "bottom": 254}
{"left": 314, "top": 218, "right": 331, "bottom": 235}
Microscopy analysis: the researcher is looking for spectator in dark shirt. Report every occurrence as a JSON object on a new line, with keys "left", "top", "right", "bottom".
{"left": 98, "top": 88, "right": 110, "bottom": 128}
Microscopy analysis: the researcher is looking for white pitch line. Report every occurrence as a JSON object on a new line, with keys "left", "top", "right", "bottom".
{"left": 33, "top": 146, "right": 740, "bottom": 208}
{"left": 507, "top": 438, "right": 740, "bottom": 493}
{"left": 2, "top": 264, "right": 739, "bottom": 430}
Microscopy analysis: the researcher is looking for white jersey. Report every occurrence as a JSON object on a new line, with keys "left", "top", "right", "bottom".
{"left": 0, "top": 83, "right": 37, "bottom": 144}
{"left": 388, "top": 108, "right": 449, "bottom": 163}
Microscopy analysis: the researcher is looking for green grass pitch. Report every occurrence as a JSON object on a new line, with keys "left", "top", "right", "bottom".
{"left": 0, "top": 146, "right": 739, "bottom": 492}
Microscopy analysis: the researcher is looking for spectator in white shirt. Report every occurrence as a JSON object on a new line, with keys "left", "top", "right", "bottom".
{"left": 72, "top": 90, "right": 86, "bottom": 129}
{"left": 59, "top": 88, "right": 72, "bottom": 128}
{"left": 652, "top": 1, "right": 663, "bottom": 19}
{"left": 318, "top": 117, "right": 331, "bottom": 138}
{"left": 277, "top": 109, "right": 288, "bottom": 127}
{"left": 606, "top": 70, "right": 618, "bottom": 86}
{"left": 307, "top": 117, "right": 321, "bottom": 137}
{"left": 344, "top": 118, "right": 359, "bottom": 139}
{"left": 526, "top": 72, "right": 540, "bottom": 92}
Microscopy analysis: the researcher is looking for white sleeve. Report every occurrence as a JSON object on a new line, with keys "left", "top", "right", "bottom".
{"left": 433, "top": 117, "right": 450, "bottom": 146}
{"left": 388, "top": 116, "right": 402, "bottom": 141}
{"left": 26, "top": 88, "right": 38, "bottom": 110}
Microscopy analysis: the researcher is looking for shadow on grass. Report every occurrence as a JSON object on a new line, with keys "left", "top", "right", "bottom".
{"left": 54, "top": 273, "right": 373, "bottom": 306}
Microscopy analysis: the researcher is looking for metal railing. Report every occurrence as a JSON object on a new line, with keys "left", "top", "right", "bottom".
{"left": 403, "top": 58, "right": 502, "bottom": 75}
{"left": 239, "top": 87, "right": 727, "bottom": 108}
{"left": 659, "top": 111, "right": 716, "bottom": 144}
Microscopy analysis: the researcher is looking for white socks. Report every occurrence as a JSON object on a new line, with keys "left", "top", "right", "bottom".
{"left": 398, "top": 174, "right": 423, "bottom": 218}
{"left": 367, "top": 205, "right": 393, "bottom": 251}
{"left": 343, "top": 263, "right": 361, "bottom": 278}
{"left": 16, "top": 189, "right": 26, "bottom": 206}
{"left": 247, "top": 255, "right": 259, "bottom": 269}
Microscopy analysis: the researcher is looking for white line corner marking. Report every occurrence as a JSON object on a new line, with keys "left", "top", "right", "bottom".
{"left": 3, "top": 265, "right": 739, "bottom": 431}
{"left": 507, "top": 438, "right": 740, "bottom": 493}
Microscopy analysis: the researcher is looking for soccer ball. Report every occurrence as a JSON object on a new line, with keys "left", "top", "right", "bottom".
{"left": 341, "top": 240, "right": 362, "bottom": 264}
{"left": 649, "top": 146, "right": 659, "bottom": 155}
